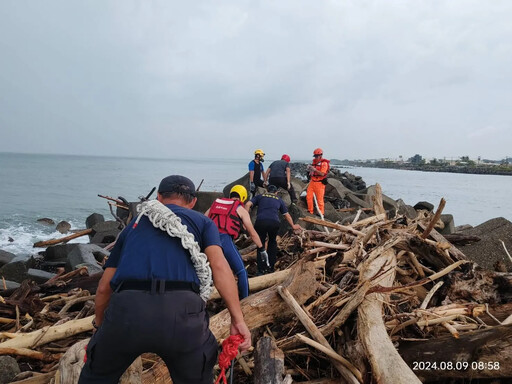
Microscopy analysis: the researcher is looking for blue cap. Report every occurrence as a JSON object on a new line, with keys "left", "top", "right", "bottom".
{"left": 158, "top": 175, "right": 196, "bottom": 196}
{"left": 267, "top": 184, "right": 278, "bottom": 193}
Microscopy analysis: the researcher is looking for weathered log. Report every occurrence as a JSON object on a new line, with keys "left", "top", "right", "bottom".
{"left": 8, "top": 372, "right": 56, "bottom": 384}
{"left": 418, "top": 223, "right": 467, "bottom": 262}
{"left": 253, "top": 336, "right": 286, "bottom": 384}
{"left": 33, "top": 228, "right": 93, "bottom": 248}
{"left": 357, "top": 248, "right": 422, "bottom": 384}
{"left": 141, "top": 355, "right": 172, "bottom": 384}
{"left": 300, "top": 217, "right": 365, "bottom": 236}
{"left": 277, "top": 285, "right": 362, "bottom": 383}
{"left": 371, "top": 183, "right": 386, "bottom": 216}
{"left": 56, "top": 338, "right": 143, "bottom": 384}
{"left": 210, "top": 260, "right": 325, "bottom": 300}
{"left": 442, "top": 233, "right": 481, "bottom": 245}
{"left": 0, "top": 347, "right": 60, "bottom": 362}
{"left": 421, "top": 198, "right": 446, "bottom": 239}
{"left": 399, "top": 324, "right": 512, "bottom": 380}
{"left": 350, "top": 213, "right": 387, "bottom": 228}
{"left": 305, "top": 241, "right": 350, "bottom": 250}
{"left": 209, "top": 261, "right": 319, "bottom": 341}
{"left": 0, "top": 315, "right": 94, "bottom": 349}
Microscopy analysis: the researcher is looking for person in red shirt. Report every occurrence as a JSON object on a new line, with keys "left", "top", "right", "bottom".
{"left": 306, "top": 148, "right": 330, "bottom": 215}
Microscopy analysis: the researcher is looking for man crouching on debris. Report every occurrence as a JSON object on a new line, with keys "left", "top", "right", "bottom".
{"left": 79, "top": 175, "right": 251, "bottom": 384}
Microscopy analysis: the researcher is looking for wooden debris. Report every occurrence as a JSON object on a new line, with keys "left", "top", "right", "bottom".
{"left": 33, "top": 229, "right": 92, "bottom": 248}
{"left": 2, "top": 195, "right": 511, "bottom": 384}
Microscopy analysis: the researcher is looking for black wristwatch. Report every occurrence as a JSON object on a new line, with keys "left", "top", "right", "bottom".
{"left": 92, "top": 319, "right": 99, "bottom": 329}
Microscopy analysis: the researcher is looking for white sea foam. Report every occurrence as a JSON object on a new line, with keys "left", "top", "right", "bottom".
{"left": 0, "top": 221, "right": 90, "bottom": 257}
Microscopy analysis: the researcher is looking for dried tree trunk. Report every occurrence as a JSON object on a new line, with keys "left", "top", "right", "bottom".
{"left": 399, "top": 324, "right": 512, "bottom": 380}
{"left": 56, "top": 338, "right": 143, "bottom": 384}
{"left": 210, "top": 261, "right": 319, "bottom": 340}
{"left": 210, "top": 260, "right": 325, "bottom": 300}
{"left": 0, "top": 316, "right": 94, "bottom": 349}
{"left": 371, "top": 183, "right": 386, "bottom": 216}
{"left": 254, "top": 336, "right": 286, "bottom": 384}
{"left": 33, "top": 229, "right": 92, "bottom": 247}
{"left": 357, "top": 248, "right": 422, "bottom": 384}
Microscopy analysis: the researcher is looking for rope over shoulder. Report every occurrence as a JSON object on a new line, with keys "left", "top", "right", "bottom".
{"left": 135, "top": 200, "right": 213, "bottom": 301}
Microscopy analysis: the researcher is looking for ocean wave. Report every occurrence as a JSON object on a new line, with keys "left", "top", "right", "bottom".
{"left": 0, "top": 221, "right": 90, "bottom": 257}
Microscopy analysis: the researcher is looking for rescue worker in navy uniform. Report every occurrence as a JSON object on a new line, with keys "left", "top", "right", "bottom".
{"left": 245, "top": 185, "right": 302, "bottom": 274}
{"left": 79, "top": 175, "right": 251, "bottom": 384}
{"left": 266, "top": 154, "right": 297, "bottom": 202}
{"left": 205, "top": 184, "right": 267, "bottom": 299}
{"left": 248, "top": 149, "right": 266, "bottom": 195}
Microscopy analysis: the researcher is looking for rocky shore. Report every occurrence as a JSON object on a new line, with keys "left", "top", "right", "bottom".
{"left": 0, "top": 165, "right": 511, "bottom": 383}
{"left": 339, "top": 160, "right": 512, "bottom": 176}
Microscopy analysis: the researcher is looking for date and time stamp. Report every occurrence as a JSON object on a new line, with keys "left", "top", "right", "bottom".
{"left": 412, "top": 361, "right": 501, "bottom": 371}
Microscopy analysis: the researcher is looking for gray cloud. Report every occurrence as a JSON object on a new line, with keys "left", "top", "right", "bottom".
{"left": 1, "top": 0, "right": 511, "bottom": 160}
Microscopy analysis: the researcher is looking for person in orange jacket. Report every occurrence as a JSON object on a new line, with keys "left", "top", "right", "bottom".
{"left": 306, "top": 148, "right": 330, "bottom": 215}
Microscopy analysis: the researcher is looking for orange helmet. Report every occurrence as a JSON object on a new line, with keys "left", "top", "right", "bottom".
{"left": 281, "top": 154, "right": 290, "bottom": 162}
{"left": 313, "top": 148, "right": 323, "bottom": 156}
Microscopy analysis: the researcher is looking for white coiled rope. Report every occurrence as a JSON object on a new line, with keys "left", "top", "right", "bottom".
{"left": 134, "top": 200, "right": 213, "bottom": 301}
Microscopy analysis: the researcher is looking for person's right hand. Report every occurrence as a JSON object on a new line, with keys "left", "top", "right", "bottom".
{"left": 230, "top": 321, "right": 252, "bottom": 351}
{"left": 250, "top": 181, "right": 256, "bottom": 192}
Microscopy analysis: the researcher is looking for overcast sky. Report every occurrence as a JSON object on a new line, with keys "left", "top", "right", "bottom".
{"left": 1, "top": 1, "right": 511, "bottom": 161}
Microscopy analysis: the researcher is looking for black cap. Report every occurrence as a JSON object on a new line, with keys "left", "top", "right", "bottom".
{"left": 267, "top": 184, "right": 278, "bottom": 193}
{"left": 158, "top": 175, "right": 196, "bottom": 197}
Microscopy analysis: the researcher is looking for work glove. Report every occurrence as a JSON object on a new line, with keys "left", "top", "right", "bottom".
{"left": 287, "top": 182, "right": 291, "bottom": 190}
{"left": 258, "top": 248, "right": 270, "bottom": 269}
{"left": 250, "top": 182, "right": 256, "bottom": 193}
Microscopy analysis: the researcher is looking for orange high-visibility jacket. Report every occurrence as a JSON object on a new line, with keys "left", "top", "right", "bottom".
{"left": 310, "top": 159, "right": 330, "bottom": 182}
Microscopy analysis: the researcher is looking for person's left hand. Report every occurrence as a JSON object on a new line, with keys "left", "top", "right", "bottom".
{"left": 230, "top": 321, "right": 252, "bottom": 351}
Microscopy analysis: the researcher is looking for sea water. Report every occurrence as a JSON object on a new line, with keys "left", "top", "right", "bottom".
{"left": 1, "top": 153, "right": 511, "bottom": 256}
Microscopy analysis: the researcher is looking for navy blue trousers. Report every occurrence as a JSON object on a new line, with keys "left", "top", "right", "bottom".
{"left": 78, "top": 290, "right": 218, "bottom": 384}
{"left": 219, "top": 233, "right": 249, "bottom": 299}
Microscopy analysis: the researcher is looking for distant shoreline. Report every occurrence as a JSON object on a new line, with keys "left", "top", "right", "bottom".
{"left": 332, "top": 162, "right": 512, "bottom": 176}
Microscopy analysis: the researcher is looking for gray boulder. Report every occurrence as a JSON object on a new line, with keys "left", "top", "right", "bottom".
{"left": 344, "top": 192, "right": 371, "bottom": 210}
{"left": 325, "top": 178, "right": 351, "bottom": 199}
{"left": 67, "top": 244, "right": 109, "bottom": 274}
{"left": 0, "top": 356, "right": 20, "bottom": 384}
{"left": 37, "top": 217, "right": 55, "bottom": 225}
{"left": 396, "top": 199, "right": 418, "bottom": 219}
{"left": 193, "top": 191, "right": 223, "bottom": 214}
{"left": 90, "top": 221, "right": 121, "bottom": 244}
{"left": 276, "top": 187, "right": 292, "bottom": 207}
{"left": 0, "top": 280, "right": 20, "bottom": 290}
{"left": 44, "top": 243, "right": 80, "bottom": 261}
{"left": 0, "top": 255, "right": 35, "bottom": 283}
{"left": 27, "top": 268, "right": 56, "bottom": 284}
{"left": 56, "top": 221, "right": 71, "bottom": 234}
{"left": 438, "top": 214, "right": 455, "bottom": 235}
{"left": 0, "top": 250, "right": 16, "bottom": 267}
{"left": 458, "top": 217, "right": 512, "bottom": 271}
{"left": 223, "top": 172, "right": 251, "bottom": 198}
{"left": 86, "top": 213, "right": 105, "bottom": 229}
{"left": 455, "top": 224, "right": 473, "bottom": 232}
{"left": 414, "top": 201, "right": 435, "bottom": 212}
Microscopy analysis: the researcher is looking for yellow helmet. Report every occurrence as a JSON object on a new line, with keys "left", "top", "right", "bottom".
{"left": 254, "top": 149, "right": 265, "bottom": 157}
{"left": 229, "top": 185, "right": 248, "bottom": 203}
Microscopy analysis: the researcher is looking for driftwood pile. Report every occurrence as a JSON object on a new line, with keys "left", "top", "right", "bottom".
{"left": 1, "top": 185, "right": 511, "bottom": 383}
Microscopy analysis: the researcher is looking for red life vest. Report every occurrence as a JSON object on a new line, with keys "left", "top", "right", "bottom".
{"left": 208, "top": 198, "right": 244, "bottom": 239}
